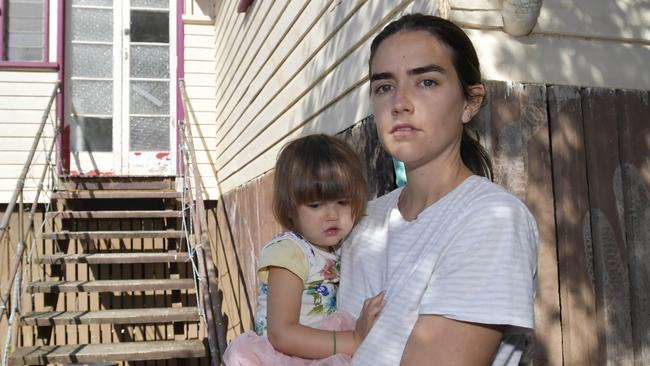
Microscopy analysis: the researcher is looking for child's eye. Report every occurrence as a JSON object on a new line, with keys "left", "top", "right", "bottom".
{"left": 337, "top": 199, "right": 350, "bottom": 206}
{"left": 419, "top": 79, "right": 437, "bottom": 88}
{"left": 374, "top": 84, "right": 393, "bottom": 95}
{"left": 307, "top": 202, "right": 321, "bottom": 208}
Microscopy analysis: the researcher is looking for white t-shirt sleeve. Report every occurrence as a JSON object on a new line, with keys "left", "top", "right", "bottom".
{"left": 419, "top": 194, "right": 538, "bottom": 330}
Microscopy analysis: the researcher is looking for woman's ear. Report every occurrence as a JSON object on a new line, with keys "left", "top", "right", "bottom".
{"left": 462, "top": 84, "right": 485, "bottom": 123}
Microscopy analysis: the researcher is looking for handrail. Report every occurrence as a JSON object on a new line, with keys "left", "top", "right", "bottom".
{"left": 0, "top": 81, "right": 59, "bottom": 316}
{"left": 179, "top": 79, "right": 227, "bottom": 365}
{"left": 0, "top": 81, "right": 59, "bottom": 366}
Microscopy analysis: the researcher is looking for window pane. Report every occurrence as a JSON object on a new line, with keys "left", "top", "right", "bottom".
{"left": 71, "top": 80, "right": 113, "bottom": 115}
{"left": 71, "top": 43, "right": 112, "bottom": 78}
{"left": 130, "top": 81, "right": 169, "bottom": 115}
{"left": 71, "top": 116, "right": 113, "bottom": 152}
{"left": 131, "top": 0, "right": 168, "bottom": 9}
{"left": 130, "top": 10, "right": 168, "bottom": 43}
{"left": 71, "top": 7, "right": 112, "bottom": 42}
{"left": 130, "top": 116, "right": 169, "bottom": 151}
{"left": 5, "top": 0, "right": 44, "bottom": 61}
{"left": 130, "top": 45, "right": 169, "bottom": 78}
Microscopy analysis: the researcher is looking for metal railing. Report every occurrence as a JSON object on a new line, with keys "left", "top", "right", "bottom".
{"left": 178, "top": 79, "right": 228, "bottom": 365}
{"left": 0, "top": 81, "right": 59, "bottom": 366}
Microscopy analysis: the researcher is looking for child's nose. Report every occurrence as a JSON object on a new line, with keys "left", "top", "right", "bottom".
{"left": 325, "top": 205, "right": 339, "bottom": 220}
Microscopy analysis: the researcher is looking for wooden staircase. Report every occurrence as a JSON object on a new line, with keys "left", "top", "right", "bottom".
{"left": 9, "top": 177, "right": 209, "bottom": 366}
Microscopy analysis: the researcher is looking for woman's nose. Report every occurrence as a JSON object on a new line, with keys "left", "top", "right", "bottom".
{"left": 392, "top": 87, "right": 413, "bottom": 114}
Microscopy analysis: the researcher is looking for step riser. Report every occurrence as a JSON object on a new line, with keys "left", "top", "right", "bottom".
{"left": 48, "top": 211, "right": 182, "bottom": 219}
{"left": 42, "top": 231, "right": 183, "bottom": 240}
{"left": 27, "top": 280, "right": 195, "bottom": 293}
{"left": 52, "top": 191, "right": 181, "bottom": 199}
{"left": 22, "top": 308, "right": 200, "bottom": 326}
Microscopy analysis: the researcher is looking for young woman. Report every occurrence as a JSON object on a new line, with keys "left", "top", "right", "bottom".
{"left": 338, "top": 14, "right": 538, "bottom": 366}
{"left": 223, "top": 134, "right": 384, "bottom": 365}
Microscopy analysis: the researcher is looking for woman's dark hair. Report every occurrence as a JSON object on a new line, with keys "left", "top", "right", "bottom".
{"left": 369, "top": 13, "right": 493, "bottom": 180}
{"left": 273, "top": 134, "right": 368, "bottom": 230}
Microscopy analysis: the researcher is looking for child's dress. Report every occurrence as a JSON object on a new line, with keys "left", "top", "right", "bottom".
{"left": 223, "top": 231, "right": 355, "bottom": 366}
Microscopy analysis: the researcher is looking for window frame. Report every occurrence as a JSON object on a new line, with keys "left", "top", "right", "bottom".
{"left": 0, "top": 0, "right": 57, "bottom": 68}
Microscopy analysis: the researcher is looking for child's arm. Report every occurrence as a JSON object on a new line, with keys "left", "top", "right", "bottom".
{"left": 266, "top": 266, "right": 383, "bottom": 358}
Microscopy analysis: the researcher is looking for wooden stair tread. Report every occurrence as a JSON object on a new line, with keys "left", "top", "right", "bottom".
{"left": 51, "top": 190, "right": 181, "bottom": 199}
{"left": 27, "top": 279, "right": 195, "bottom": 293}
{"left": 42, "top": 230, "right": 183, "bottom": 240}
{"left": 37, "top": 252, "right": 190, "bottom": 264}
{"left": 8, "top": 340, "right": 206, "bottom": 365}
{"left": 47, "top": 210, "right": 182, "bottom": 219}
{"left": 21, "top": 307, "right": 200, "bottom": 325}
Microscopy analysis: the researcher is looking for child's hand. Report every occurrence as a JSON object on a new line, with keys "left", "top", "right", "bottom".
{"left": 353, "top": 291, "right": 386, "bottom": 348}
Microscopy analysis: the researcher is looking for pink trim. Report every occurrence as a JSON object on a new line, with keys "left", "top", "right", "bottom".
{"left": 0, "top": 2, "right": 5, "bottom": 60}
{"left": 56, "top": 0, "right": 68, "bottom": 175}
{"left": 176, "top": 0, "right": 185, "bottom": 174}
{"left": 0, "top": 61, "right": 57, "bottom": 69}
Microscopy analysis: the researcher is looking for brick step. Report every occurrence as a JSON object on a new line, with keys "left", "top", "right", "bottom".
{"left": 9, "top": 340, "right": 206, "bottom": 365}
{"left": 42, "top": 230, "right": 183, "bottom": 240}
{"left": 36, "top": 252, "right": 190, "bottom": 264}
{"left": 47, "top": 210, "right": 182, "bottom": 219}
{"left": 51, "top": 190, "right": 181, "bottom": 200}
{"left": 21, "top": 307, "right": 200, "bottom": 326}
{"left": 27, "top": 279, "right": 195, "bottom": 293}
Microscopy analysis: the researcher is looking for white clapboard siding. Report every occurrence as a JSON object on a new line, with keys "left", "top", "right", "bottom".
{"left": 184, "top": 11, "right": 219, "bottom": 200}
{"left": 0, "top": 71, "right": 58, "bottom": 203}
{"left": 214, "top": 0, "right": 421, "bottom": 193}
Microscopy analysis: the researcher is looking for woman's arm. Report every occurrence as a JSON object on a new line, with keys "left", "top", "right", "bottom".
{"left": 400, "top": 315, "right": 504, "bottom": 366}
{"left": 266, "top": 266, "right": 383, "bottom": 358}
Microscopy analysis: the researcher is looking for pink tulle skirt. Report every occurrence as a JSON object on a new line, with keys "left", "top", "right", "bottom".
{"left": 223, "top": 311, "right": 355, "bottom": 366}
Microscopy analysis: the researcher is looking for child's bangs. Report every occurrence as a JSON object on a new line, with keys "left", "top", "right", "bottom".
{"left": 293, "top": 163, "right": 352, "bottom": 204}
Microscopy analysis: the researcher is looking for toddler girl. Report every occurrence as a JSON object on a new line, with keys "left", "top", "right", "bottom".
{"left": 223, "top": 134, "right": 384, "bottom": 365}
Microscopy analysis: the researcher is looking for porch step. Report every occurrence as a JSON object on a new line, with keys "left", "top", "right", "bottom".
{"left": 8, "top": 340, "right": 207, "bottom": 365}
{"left": 59, "top": 177, "right": 175, "bottom": 191}
{"left": 36, "top": 252, "right": 190, "bottom": 264}
{"left": 21, "top": 307, "right": 200, "bottom": 326}
{"left": 27, "top": 279, "right": 195, "bottom": 293}
{"left": 47, "top": 210, "right": 182, "bottom": 219}
{"left": 42, "top": 230, "right": 183, "bottom": 240}
{"left": 51, "top": 190, "right": 181, "bottom": 200}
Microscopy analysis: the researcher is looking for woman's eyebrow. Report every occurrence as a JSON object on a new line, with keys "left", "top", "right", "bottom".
{"left": 370, "top": 71, "right": 393, "bottom": 82}
{"left": 408, "top": 64, "right": 446, "bottom": 75}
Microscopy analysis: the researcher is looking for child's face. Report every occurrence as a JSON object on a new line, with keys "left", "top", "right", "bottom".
{"left": 293, "top": 199, "right": 354, "bottom": 251}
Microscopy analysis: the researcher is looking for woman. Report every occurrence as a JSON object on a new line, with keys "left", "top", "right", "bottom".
{"left": 338, "top": 14, "right": 538, "bottom": 366}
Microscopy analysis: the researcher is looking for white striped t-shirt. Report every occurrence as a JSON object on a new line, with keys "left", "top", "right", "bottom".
{"left": 338, "top": 175, "right": 538, "bottom": 365}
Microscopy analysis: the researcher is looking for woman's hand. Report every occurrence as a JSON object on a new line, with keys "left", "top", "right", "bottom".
{"left": 353, "top": 291, "right": 386, "bottom": 347}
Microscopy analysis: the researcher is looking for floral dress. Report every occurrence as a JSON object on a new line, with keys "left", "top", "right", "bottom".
{"left": 223, "top": 231, "right": 354, "bottom": 366}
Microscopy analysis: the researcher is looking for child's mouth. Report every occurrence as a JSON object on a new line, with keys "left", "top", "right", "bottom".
{"left": 324, "top": 228, "right": 340, "bottom": 236}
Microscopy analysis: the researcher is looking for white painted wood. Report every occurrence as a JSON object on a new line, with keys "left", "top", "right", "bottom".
{"left": 0, "top": 71, "right": 58, "bottom": 83}
{"left": 215, "top": 0, "right": 412, "bottom": 173}
{"left": 215, "top": 0, "right": 327, "bottom": 133}
{"left": 450, "top": 9, "right": 502, "bottom": 29}
{"left": 450, "top": 0, "right": 502, "bottom": 10}
{"left": 469, "top": 28, "right": 650, "bottom": 91}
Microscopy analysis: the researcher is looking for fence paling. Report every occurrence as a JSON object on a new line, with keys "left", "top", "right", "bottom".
{"left": 179, "top": 79, "right": 228, "bottom": 364}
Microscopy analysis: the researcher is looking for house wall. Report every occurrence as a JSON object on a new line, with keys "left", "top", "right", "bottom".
{"left": 183, "top": 2, "right": 220, "bottom": 200}
{"left": 0, "top": 71, "right": 58, "bottom": 203}
{"left": 211, "top": 0, "right": 650, "bottom": 196}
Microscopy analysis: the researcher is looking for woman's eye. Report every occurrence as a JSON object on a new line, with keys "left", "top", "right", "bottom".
{"left": 374, "top": 84, "right": 393, "bottom": 94}
{"left": 419, "top": 79, "right": 436, "bottom": 88}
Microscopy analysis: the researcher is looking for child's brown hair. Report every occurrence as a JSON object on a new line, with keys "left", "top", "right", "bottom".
{"left": 273, "top": 134, "right": 368, "bottom": 230}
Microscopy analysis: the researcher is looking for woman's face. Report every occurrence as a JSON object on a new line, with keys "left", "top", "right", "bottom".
{"left": 370, "top": 30, "right": 479, "bottom": 171}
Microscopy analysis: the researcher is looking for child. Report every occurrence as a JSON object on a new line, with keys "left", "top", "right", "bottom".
{"left": 223, "top": 134, "right": 385, "bottom": 366}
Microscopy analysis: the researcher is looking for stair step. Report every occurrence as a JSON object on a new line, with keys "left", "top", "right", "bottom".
{"left": 37, "top": 252, "right": 190, "bottom": 264}
{"left": 21, "top": 307, "right": 200, "bottom": 326}
{"left": 42, "top": 230, "right": 183, "bottom": 240}
{"left": 47, "top": 210, "right": 182, "bottom": 219}
{"left": 9, "top": 340, "right": 206, "bottom": 365}
{"left": 59, "top": 177, "right": 175, "bottom": 191}
{"left": 27, "top": 279, "right": 195, "bottom": 293}
{"left": 51, "top": 190, "right": 181, "bottom": 199}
